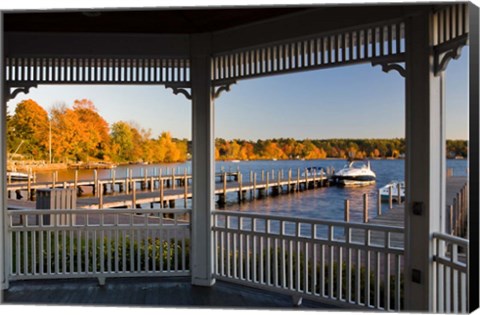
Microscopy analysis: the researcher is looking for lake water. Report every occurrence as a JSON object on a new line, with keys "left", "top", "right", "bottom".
{"left": 35, "top": 159, "right": 468, "bottom": 224}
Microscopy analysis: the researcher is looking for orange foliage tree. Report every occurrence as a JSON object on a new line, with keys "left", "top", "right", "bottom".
{"left": 9, "top": 99, "right": 49, "bottom": 159}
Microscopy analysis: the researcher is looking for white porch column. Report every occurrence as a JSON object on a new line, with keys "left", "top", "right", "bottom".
{"left": 190, "top": 33, "right": 216, "bottom": 286}
{"left": 404, "top": 12, "right": 445, "bottom": 311}
{"left": 0, "top": 11, "right": 7, "bottom": 294}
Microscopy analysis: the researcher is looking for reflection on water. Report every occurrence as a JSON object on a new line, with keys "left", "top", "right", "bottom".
{"left": 32, "top": 159, "right": 468, "bottom": 224}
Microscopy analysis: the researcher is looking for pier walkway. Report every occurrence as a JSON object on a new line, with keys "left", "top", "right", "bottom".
{"left": 365, "top": 176, "right": 468, "bottom": 248}
{"left": 7, "top": 171, "right": 330, "bottom": 210}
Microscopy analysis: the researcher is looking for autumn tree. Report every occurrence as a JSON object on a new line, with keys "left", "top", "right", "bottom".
{"left": 9, "top": 99, "right": 49, "bottom": 159}
{"left": 72, "top": 99, "right": 110, "bottom": 160}
{"left": 110, "top": 121, "right": 135, "bottom": 162}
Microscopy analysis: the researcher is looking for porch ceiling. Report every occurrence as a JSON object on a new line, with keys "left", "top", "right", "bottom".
{"left": 4, "top": 7, "right": 311, "bottom": 34}
{"left": 4, "top": 4, "right": 437, "bottom": 59}
{"left": 4, "top": 4, "right": 437, "bottom": 37}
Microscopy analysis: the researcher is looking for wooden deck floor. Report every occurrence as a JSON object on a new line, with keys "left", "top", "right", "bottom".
{"left": 2, "top": 277, "right": 337, "bottom": 309}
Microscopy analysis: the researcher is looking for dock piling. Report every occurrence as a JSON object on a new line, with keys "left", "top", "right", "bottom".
{"left": 99, "top": 182, "right": 104, "bottom": 209}
{"left": 344, "top": 199, "right": 350, "bottom": 222}
{"left": 94, "top": 170, "right": 98, "bottom": 197}
{"left": 397, "top": 182, "right": 402, "bottom": 204}
{"left": 111, "top": 169, "right": 116, "bottom": 192}
{"left": 377, "top": 189, "right": 382, "bottom": 216}
{"left": 184, "top": 169, "right": 188, "bottom": 208}
{"left": 363, "top": 193, "right": 369, "bottom": 223}
{"left": 388, "top": 186, "right": 393, "bottom": 209}
{"left": 74, "top": 170, "right": 78, "bottom": 192}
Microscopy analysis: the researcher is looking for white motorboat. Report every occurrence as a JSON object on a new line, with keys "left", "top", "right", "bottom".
{"left": 7, "top": 171, "right": 32, "bottom": 181}
{"left": 380, "top": 180, "right": 405, "bottom": 202}
{"left": 331, "top": 160, "right": 376, "bottom": 187}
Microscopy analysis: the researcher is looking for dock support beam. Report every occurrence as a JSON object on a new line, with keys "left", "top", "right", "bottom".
{"left": 190, "top": 33, "right": 215, "bottom": 287}
{"left": 404, "top": 12, "right": 445, "bottom": 311}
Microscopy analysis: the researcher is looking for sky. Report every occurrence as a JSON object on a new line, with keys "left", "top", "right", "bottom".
{"left": 5, "top": 1, "right": 470, "bottom": 142}
{"left": 7, "top": 49, "right": 469, "bottom": 141}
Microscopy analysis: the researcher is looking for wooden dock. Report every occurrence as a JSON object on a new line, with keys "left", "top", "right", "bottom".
{"left": 7, "top": 170, "right": 330, "bottom": 210}
{"left": 6, "top": 170, "right": 240, "bottom": 200}
{"left": 363, "top": 176, "right": 468, "bottom": 248}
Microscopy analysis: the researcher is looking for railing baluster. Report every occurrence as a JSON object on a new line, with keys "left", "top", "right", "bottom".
{"left": 346, "top": 227, "right": 352, "bottom": 303}
{"left": 356, "top": 248, "right": 362, "bottom": 305}
{"left": 311, "top": 227, "right": 317, "bottom": 295}
{"left": 239, "top": 216, "right": 244, "bottom": 280}
{"left": 31, "top": 230, "right": 37, "bottom": 275}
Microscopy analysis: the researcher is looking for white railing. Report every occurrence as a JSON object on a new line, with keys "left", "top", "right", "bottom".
{"left": 433, "top": 232, "right": 468, "bottom": 313}
{"left": 212, "top": 210, "right": 404, "bottom": 311}
{"left": 7, "top": 208, "right": 191, "bottom": 281}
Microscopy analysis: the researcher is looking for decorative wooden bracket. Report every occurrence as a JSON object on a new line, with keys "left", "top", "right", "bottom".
{"left": 434, "top": 34, "right": 468, "bottom": 76}
{"left": 5, "top": 84, "right": 38, "bottom": 102}
{"left": 371, "top": 61, "right": 406, "bottom": 78}
{"left": 212, "top": 80, "right": 236, "bottom": 99}
{"left": 165, "top": 80, "right": 235, "bottom": 101}
{"left": 164, "top": 83, "right": 192, "bottom": 100}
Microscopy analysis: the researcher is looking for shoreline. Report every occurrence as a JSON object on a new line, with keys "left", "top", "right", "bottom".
{"left": 8, "top": 156, "right": 467, "bottom": 172}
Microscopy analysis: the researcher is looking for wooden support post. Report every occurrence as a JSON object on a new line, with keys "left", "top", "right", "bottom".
{"left": 277, "top": 170, "right": 281, "bottom": 193}
{"left": 27, "top": 170, "right": 32, "bottom": 200}
{"left": 99, "top": 182, "right": 103, "bottom": 209}
{"left": 389, "top": 185, "right": 393, "bottom": 209}
{"left": 261, "top": 170, "right": 265, "bottom": 181}
{"left": 447, "top": 167, "right": 453, "bottom": 177}
{"left": 266, "top": 173, "right": 270, "bottom": 196}
{"left": 111, "top": 169, "right": 116, "bottom": 192}
{"left": 377, "top": 189, "right": 382, "bottom": 216}
{"left": 73, "top": 170, "right": 78, "bottom": 192}
{"left": 449, "top": 205, "right": 454, "bottom": 235}
{"left": 397, "top": 182, "right": 402, "bottom": 204}
{"left": 223, "top": 172, "right": 227, "bottom": 201}
{"left": 52, "top": 171, "right": 57, "bottom": 189}
{"left": 172, "top": 168, "right": 176, "bottom": 189}
{"left": 150, "top": 176, "right": 154, "bottom": 192}
{"left": 253, "top": 173, "right": 257, "bottom": 199}
{"left": 313, "top": 168, "right": 316, "bottom": 187}
{"left": 132, "top": 180, "right": 136, "bottom": 208}
{"left": 129, "top": 168, "right": 134, "bottom": 193}
{"left": 344, "top": 199, "right": 350, "bottom": 222}
{"left": 304, "top": 168, "right": 308, "bottom": 189}
{"left": 160, "top": 177, "right": 164, "bottom": 209}
{"left": 94, "top": 170, "right": 98, "bottom": 197}
{"left": 297, "top": 168, "right": 300, "bottom": 192}
{"left": 158, "top": 168, "right": 162, "bottom": 190}
{"left": 184, "top": 168, "right": 188, "bottom": 208}
{"left": 363, "top": 193, "right": 369, "bottom": 223}
{"left": 288, "top": 169, "right": 292, "bottom": 192}
{"left": 144, "top": 168, "right": 148, "bottom": 190}
{"left": 238, "top": 172, "right": 243, "bottom": 203}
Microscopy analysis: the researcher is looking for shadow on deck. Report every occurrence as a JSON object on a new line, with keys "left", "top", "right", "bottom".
{"left": 2, "top": 277, "right": 338, "bottom": 310}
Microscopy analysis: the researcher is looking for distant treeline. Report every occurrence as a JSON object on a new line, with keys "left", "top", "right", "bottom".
{"left": 7, "top": 99, "right": 468, "bottom": 164}
{"left": 215, "top": 138, "right": 468, "bottom": 160}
